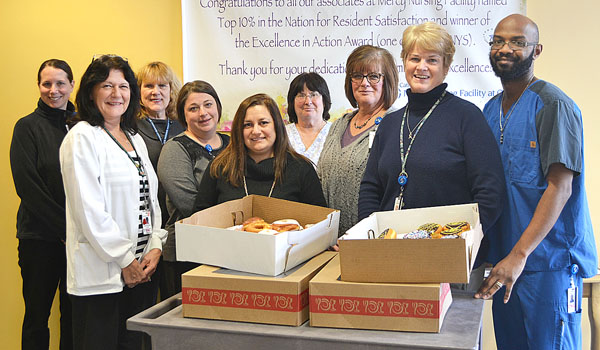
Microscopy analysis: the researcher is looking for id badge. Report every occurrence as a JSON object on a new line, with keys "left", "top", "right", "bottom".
{"left": 368, "top": 130, "right": 376, "bottom": 150}
{"left": 567, "top": 286, "right": 577, "bottom": 313}
{"left": 393, "top": 196, "right": 403, "bottom": 211}
{"left": 141, "top": 210, "right": 152, "bottom": 237}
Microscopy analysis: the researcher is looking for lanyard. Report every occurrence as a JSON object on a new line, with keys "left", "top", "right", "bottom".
{"left": 394, "top": 91, "right": 446, "bottom": 210}
{"left": 102, "top": 126, "right": 149, "bottom": 209}
{"left": 146, "top": 117, "right": 171, "bottom": 145}
{"left": 103, "top": 126, "right": 147, "bottom": 178}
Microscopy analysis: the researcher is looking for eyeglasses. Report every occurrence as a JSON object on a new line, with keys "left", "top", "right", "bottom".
{"left": 91, "top": 54, "right": 128, "bottom": 63}
{"left": 295, "top": 91, "right": 321, "bottom": 101}
{"left": 350, "top": 72, "right": 384, "bottom": 84}
{"left": 489, "top": 39, "right": 537, "bottom": 51}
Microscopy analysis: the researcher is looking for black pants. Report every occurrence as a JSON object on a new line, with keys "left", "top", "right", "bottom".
{"left": 18, "top": 239, "right": 72, "bottom": 350}
{"left": 160, "top": 260, "right": 199, "bottom": 299}
{"left": 70, "top": 280, "right": 156, "bottom": 350}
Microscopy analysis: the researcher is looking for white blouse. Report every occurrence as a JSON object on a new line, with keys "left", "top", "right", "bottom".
{"left": 285, "top": 122, "right": 332, "bottom": 165}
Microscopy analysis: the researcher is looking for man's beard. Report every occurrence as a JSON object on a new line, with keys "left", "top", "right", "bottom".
{"left": 490, "top": 49, "right": 534, "bottom": 81}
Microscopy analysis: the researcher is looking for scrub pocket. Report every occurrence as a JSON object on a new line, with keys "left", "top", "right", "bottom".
{"left": 507, "top": 137, "right": 541, "bottom": 185}
{"left": 553, "top": 311, "right": 581, "bottom": 350}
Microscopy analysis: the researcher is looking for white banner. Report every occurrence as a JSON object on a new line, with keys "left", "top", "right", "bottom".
{"left": 182, "top": 1, "right": 525, "bottom": 127}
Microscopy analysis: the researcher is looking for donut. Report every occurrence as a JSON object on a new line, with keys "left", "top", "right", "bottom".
{"left": 272, "top": 223, "right": 300, "bottom": 232}
{"left": 441, "top": 221, "right": 470, "bottom": 236}
{"left": 418, "top": 223, "right": 442, "bottom": 235}
{"left": 242, "top": 217, "right": 264, "bottom": 226}
{"left": 439, "top": 226, "right": 463, "bottom": 236}
{"left": 271, "top": 219, "right": 302, "bottom": 232}
{"left": 377, "top": 228, "right": 397, "bottom": 239}
{"left": 243, "top": 218, "right": 272, "bottom": 233}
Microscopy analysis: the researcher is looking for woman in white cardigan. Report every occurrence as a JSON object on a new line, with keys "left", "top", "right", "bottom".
{"left": 60, "top": 55, "right": 166, "bottom": 350}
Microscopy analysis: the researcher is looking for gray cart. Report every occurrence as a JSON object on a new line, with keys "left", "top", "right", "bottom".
{"left": 128, "top": 292, "right": 484, "bottom": 350}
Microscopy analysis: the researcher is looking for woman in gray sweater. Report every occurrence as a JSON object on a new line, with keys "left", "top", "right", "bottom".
{"left": 157, "top": 81, "right": 229, "bottom": 298}
{"left": 317, "top": 45, "right": 399, "bottom": 236}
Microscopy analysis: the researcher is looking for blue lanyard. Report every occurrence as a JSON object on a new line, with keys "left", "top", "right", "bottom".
{"left": 146, "top": 117, "right": 171, "bottom": 145}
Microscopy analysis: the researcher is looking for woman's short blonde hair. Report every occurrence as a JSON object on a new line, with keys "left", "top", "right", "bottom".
{"left": 344, "top": 45, "right": 399, "bottom": 109}
{"left": 136, "top": 61, "right": 182, "bottom": 120}
{"left": 401, "top": 22, "right": 455, "bottom": 70}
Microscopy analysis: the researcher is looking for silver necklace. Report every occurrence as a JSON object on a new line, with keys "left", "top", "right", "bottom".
{"left": 499, "top": 77, "right": 534, "bottom": 144}
{"left": 243, "top": 176, "right": 275, "bottom": 197}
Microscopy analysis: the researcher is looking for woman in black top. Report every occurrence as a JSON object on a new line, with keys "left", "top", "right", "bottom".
{"left": 10, "top": 59, "right": 75, "bottom": 350}
{"left": 194, "top": 93, "right": 326, "bottom": 211}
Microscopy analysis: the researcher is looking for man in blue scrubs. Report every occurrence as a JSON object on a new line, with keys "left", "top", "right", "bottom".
{"left": 475, "top": 14, "right": 597, "bottom": 349}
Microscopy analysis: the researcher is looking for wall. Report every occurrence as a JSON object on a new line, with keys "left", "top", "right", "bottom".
{"left": 0, "top": 1, "right": 597, "bottom": 349}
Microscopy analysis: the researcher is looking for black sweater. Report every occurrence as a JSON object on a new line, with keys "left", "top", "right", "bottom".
{"left": 358, "top": 84, "right": 505, "bottom": 232}
{"left": 194, "top": 152, "right": 327, "bottom": 211}
{"left": 10, "top": 99, "right": 76, "bottom": 241}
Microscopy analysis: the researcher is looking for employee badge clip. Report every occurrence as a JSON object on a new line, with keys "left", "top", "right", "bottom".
{"left": 567, "top": 263, "right": 579, "bottom": 313}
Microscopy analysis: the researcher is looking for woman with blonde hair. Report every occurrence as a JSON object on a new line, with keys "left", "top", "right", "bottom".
{"left": 194, "top": 93, "right": 326, "bottom": 210}
{"left": 136, "top": 62, "right": 184, "bottom": 302}
{"left": 359, "top": 23, "right": 505, "bottom": 288}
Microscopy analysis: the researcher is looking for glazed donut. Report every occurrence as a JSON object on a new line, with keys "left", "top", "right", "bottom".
{"left": 242, "top": 217, "right": 263, "bottom": 226}
{"left": 243, "top": 218, "right": 272, "bottom": 233}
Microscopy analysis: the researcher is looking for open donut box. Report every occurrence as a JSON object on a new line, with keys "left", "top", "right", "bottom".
{"left": 176, "top": 195, "right": 340, "bottom": 276}
{"left": 338, "top": 203, "right": 483, "bottom": 283}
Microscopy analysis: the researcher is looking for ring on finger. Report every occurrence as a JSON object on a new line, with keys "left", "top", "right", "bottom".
{"left": 494, "top": 280, "right": 504, "bottom": 289}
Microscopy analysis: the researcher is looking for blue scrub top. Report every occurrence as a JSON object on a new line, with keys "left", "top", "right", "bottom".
{"left": 482, "top": 80, "right": 597, "bottom": 278}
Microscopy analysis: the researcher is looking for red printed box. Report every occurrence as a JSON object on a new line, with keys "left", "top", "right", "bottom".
{"left": 309, "top": 255, "right": 452, "bottom": 332}
{"left": 182, "top": 251, "right": 337, "bottom": 326}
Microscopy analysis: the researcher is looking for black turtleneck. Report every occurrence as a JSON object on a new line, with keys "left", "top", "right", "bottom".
{"left": 194, "top": 152, "right": 326, "bottom": 211}
{"left": 359, "top": 85, "right": 506, "bottom": 235}
{"left": 10, "top": 99, "right": 76, "bottom": 241}
{"left": 406, "top": 83, "right": 448, "bottom": 112}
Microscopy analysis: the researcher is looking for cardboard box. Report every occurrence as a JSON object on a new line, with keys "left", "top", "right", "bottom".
{"left": 309, "top": 255, "right": 452, "bottom": 333}
{"left": 176, "top": 195, "right": 340, "bottom": 276}
{"left": 182, "top": 251, "right": 337, "bottom": 326}
{"left": 338, "top": 203, "right": 483, "bottom": 283}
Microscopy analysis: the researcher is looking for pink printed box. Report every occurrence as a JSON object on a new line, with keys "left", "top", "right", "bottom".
{"left": 309, "top": 255, "right": 452, "bottom": 333}
{"left": 182, "top": 251, "right": 337, "bottom": 326}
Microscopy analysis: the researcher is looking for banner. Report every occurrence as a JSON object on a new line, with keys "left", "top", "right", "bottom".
{"left": 182, "top": 1, "right": 525, "bottom": 127}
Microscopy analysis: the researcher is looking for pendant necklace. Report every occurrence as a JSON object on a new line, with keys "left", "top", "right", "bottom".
{"left": 499, "top": 76, "right": 533, "bottom": 144}
{"left": 394, "top": 91, "right": 446, "bottom": 210}
{"left": 353, "top": 105, "right": 383, "bottom": 129}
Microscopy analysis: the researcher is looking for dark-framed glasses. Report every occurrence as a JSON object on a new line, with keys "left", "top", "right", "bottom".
{"left": 295, "top": 91, "right": 321, "bottom": 101}
{"left": 489, "top": 39, "right": 537, "bottom": 51}
{"left": 350, "top": 72, "right": 384, "bottom": 84}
